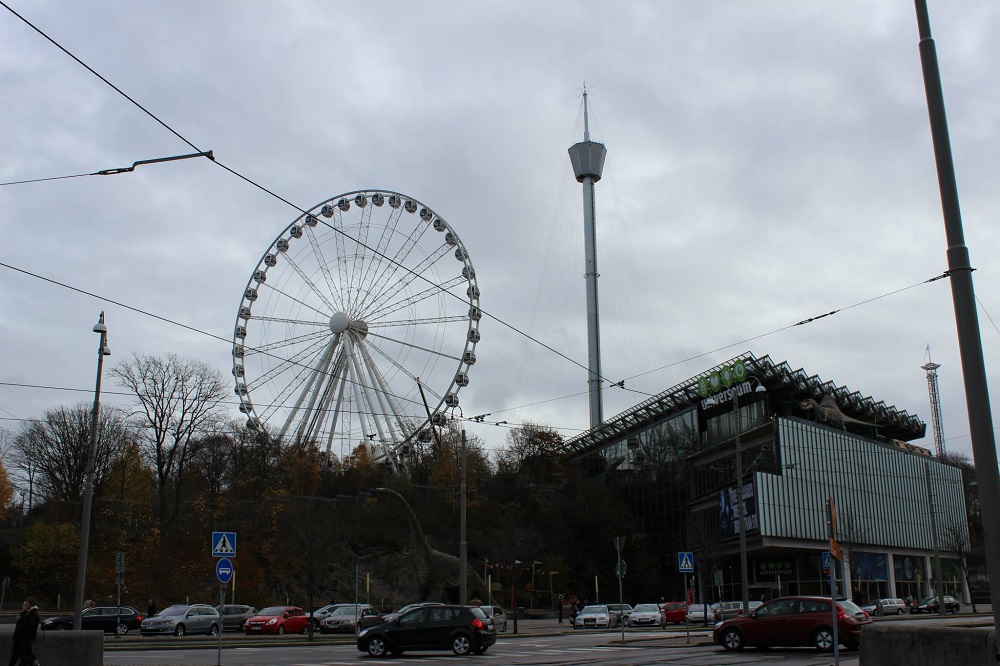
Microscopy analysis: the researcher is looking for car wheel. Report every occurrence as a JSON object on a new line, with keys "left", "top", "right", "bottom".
{"left": 116, "top": 623, "right": 129, "bottom": 636}
{"left": 897, "top": 609, "right": 904, "bottom": 616}
{"left": 451, "top": 633, "right": 472, "bottom": 655}
{"left": 813, "top": 627, "right": 835, "bottom": 652}
{"left": 174, "top": 624, "right": 186, "bottom": 636}
{"left": 366, "top": 637, "right": 387, "bottom": 657}
{"left": 209, "top": 624, "right": 219, "bottom": 637}
{"left": 301, "top": 623, "right": 308, "bottom": 634}
{"left": 720, "top": 628, "right": 744, "bottom": 651}
{"left": 277, "top": 625, "right": 285, "bottom": 635}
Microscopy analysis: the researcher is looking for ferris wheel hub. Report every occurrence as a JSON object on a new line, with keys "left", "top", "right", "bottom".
{"left": 329, "top": 311, "right": 349, "bottom": 334}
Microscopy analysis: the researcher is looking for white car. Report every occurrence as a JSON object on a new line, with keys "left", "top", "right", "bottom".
{"left": 478, "top": 605, "right": 508, "bottom": 632}
{"left": 685, "top": 603, "right": 720, "bottom": 625}
{"left": 627, "top": 603, "right": 665, "bottom": 628}
{"left": 574, "top": 604, "right": 615, "bottom": 629}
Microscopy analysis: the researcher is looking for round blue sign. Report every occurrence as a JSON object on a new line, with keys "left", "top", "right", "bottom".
{"left": 216, "top": 558, "right": 234, "bottom": 584}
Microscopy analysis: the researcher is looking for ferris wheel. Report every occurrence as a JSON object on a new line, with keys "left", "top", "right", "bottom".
{"left": 232, "top": 190, "right": 480, "bottom": 466}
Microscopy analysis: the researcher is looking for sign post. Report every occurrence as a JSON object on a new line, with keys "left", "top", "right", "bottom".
{"left": 613, "top": 536, "right": 626, "bottom": 644}
{"left": 827, "top": 498, "right": 841, "bottom": 666}
{"left": 115, "top": 552, "right": 125, "bottom": 638}
{"left": 211, "top": 532, "right": 236, "bottom": 666}
{"left": 678, "top": 552, "right": 694, "bottom": 644}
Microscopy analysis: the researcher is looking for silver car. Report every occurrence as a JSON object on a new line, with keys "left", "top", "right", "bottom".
{"left": 627, "top": 603, "right": 665, "bottom": 628}
{"left": 140, "top": 603, "right": 221, "bottom": 636}
{"left": 574, "top": 604, "right": 615, "bottom": 629}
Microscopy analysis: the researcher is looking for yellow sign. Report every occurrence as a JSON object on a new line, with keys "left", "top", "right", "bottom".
{"left": 829, "top": 538, "right": 842, "bottom": 561}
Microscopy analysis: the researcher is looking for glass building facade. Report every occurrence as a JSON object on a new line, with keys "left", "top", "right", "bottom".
{"left": 565, "top": 353, "right": 971, "bottom": 605}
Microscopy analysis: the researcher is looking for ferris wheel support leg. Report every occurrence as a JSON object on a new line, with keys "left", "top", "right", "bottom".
{"left": 345, "top": 338, "right": 397, "bottom": 471}
{"left": 356, "top": 339, "right": 409, "bottom": 439}
{"left": 281, "top": 335, "right": 338, "bottom": 441}
{"left": 324, "top": 366, "right": 350, "bottom": 457}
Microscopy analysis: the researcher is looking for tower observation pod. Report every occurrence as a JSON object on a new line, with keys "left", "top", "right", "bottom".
{"left": 567, "top": 87, "right": 607, "bottom": 430}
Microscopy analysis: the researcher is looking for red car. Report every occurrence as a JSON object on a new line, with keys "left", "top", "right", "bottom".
{"left": 660, "top": 601, "right": 688, "bottom": 625}
{"left": 243, "top": 606, "right": 310, "bottom": 635}
{"left": 713, "top": 596, "right": 871, "bottom": 652}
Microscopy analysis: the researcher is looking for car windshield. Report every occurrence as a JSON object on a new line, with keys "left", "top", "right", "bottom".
{"left": 331, "top": 607, "right": 361, "bottom": 616}
{"left": 581, "top": 605, "right": 607, "bottom": 614}
{"left": 258, "top": 607, "right": 286, "bottom": 616}
{"left": 633, "top": 604, "right": 658, "bottom": 612}
{"left": 837, "top": 599, "right": 866, "bottom": 615}
{"left": 159, "top": 605, "right": 188, "bottom": 617}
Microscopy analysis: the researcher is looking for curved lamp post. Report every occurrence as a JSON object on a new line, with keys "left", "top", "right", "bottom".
{"left": 73, "top": 312, "right": 111, "bottom": 630}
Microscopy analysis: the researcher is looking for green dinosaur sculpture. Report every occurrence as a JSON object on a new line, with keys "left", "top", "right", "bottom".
{"left": 372, "top": 487, "right": 489, "bottom": 604}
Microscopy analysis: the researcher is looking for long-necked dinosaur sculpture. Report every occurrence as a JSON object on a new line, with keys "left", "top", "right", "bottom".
{"left": 371, "top": 487, "right": 489, "bottom": 603}
{"left": 800, "top": 395, "right": 874, "bottom": 431}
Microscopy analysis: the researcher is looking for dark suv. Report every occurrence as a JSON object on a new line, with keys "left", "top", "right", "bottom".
{"left": 357, "top": 604, "right": 496, "bottom": 657}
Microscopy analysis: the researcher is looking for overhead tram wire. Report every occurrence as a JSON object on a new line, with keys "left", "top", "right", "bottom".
{"left": 616, "top": 270, "right": 953, "bottom": 388}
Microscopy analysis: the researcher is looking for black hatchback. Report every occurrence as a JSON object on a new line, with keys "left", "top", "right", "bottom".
{"left": 41, "top": 605, "right": 144, "bottom": 635}
{"left": 357, "top": 604, "right": 496, "bottom": 657}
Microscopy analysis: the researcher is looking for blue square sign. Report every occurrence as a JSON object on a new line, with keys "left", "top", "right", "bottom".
{"left": 678, "top": 551, "right": 694, "bottom": 573}
{"left": 212, "top": 531, "right": 237, "bottom": 558}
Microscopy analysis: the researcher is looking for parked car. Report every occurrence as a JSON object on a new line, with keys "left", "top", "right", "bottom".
{"left": 478, "top": 605, "right": 508, "bottom": 632}
{"left": 712, "top": 600, "right": 744, "bottom": 619}
{"left": 380, "top": 601, "right": 444, "bottom": 625}
{"left": 357, "top": 604, "right": 496, "bottom": 656}
{"left": 140, "top": 604, "right": 220, "bottom": 636}
{"left": 714, "top": 596, "right": 871, "bottom": 651}
{"left": 244, "top": 606, "right": 310, "bottom": 635}
{"left": 219, "top": 604, "right": 257, "bottom": 632}
{"left": 42, "top": 605, "right": 143, "bottom": 635}
{"left": 685, "top": 603, "right": 720, "bottom": 624}
{"left": 607, "top": 603, "right": 632, "bottom": 626}
{"left": 574, "top": 604, "right": 615, "bottom": 629}
{"left": 627, "top": 603, "right": 665, "bottom": 628}
{"left": 660, "top": 601, "right": 687, "bottom": 625}
{"left": 319, "top": 604, "right": 380, "bottom": 633}
{"left": 913, "top": 595, "right": 961, "bottom": 614}
{"left": 307, "top": 603, "right": 347, "bottom": 628}
{"left": 861, "top": 598, "right": 907, "bottom": 616}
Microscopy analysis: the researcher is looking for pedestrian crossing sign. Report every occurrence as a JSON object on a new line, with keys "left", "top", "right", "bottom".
{"left": 212, "top": 531, "right": 237, "bottom": 558}
{"left": 678, "top": 551, "right": 694, "bottom": 573}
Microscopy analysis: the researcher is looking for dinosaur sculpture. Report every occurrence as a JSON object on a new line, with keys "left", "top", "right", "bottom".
{"left": 800, "top": 395, "right": 873, "bottom": 431}
{"left": 371, "top": 487, "right": 489, "bottom": 604}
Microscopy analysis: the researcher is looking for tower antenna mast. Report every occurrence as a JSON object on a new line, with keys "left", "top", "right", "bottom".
{"left": 568, "top": 83, "right": 608, "bottom": 429}
{"left": 922, "top": 345, "right": 947, "bottom": 457}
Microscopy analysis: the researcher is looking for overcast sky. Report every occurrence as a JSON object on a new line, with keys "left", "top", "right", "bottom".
{"left": 3, "top": 1, "right": 999, "bottom": 464}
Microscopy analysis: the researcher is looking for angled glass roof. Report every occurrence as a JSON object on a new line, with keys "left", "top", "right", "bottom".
{"left": 562, "top": 352, "right": 926, "bottom": 457}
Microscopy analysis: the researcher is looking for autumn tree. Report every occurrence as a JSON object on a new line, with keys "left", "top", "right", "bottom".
{"left": 10, "top": 403, "right": 132, "bottom": 506}
{"left": 12, "top": 522, "right": 80, "bottom": 604}
{"left": 111, "top": 353, "right": 228, "bottom": 581}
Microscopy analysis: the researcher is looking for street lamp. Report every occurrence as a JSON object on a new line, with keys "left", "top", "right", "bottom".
{"left": 707, "top": 376, "right": 766, "bottom": 612}
{"left": 74, "top": 312, "right": 111, "bottom": 630}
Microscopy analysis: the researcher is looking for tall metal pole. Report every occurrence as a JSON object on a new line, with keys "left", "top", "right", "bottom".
{"left": 460, "top": 430, "right": 468, "bottom": 604}
{"left": 74, "top": 312, "right": 110, "bottom": 630}
{"left": 733, "top": 388, "right": 749, "bottom": 612}
{"left": 924, "top": 461, "right": 945, "bottom": 615}
{"left": 913, "top": 1, "right": 1000, "bottom": 644}
{"left": 568, "top": 87, "right": 608, "bottom": 430}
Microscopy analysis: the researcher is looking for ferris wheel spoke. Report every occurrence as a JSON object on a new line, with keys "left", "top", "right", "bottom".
{"left": 323, "top": 368, "right": 351, "bottom": 456}
{"left": 247, "top": 334, "right": 330, "bottom": 397}
{"left": 244, "top": 329, "right": 329, "bottom": 357}
{"left": 345, "top": 202, "right": 376, "bottom": 309}
{"left": 358, "top": 204, "right": 403, "bottom": 291}
{"left": 264, "top": 279, "right": 334, "bottom": 320}
{"left": 366, "top": 275, "right": 466, "bottom": 322}
{"left": 367, "top": 329, "right": 462, "bottom": 362}
{"left": 360, "top": 244, "right": 453, "bottom": 320}
{"left": 303, "top": 225, "right": 341, "bottom": 311}
{"left": 363, "top": 217, "right": 437, "bottom": 313}
{"left": 299, "top": 350, "right": 344, "bottom": 445}
{"left": 365, "top": 338, "right": 445, "bottom": 404}
{"left": 345, "top": 338, "right": 400, "bottom": 461}
{"left": 374, "top": 315, "right": 470, "bottom": 328}
{"left": 251, "top": 316, "right": 330, "bottom": 327}
{"left": 280, "top": 251, "right": 338, "bottom": 313}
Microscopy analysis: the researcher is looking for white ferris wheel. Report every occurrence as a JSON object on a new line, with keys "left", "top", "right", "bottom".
{"left": 232, "top": 190, "right": 480, "bottom": 466}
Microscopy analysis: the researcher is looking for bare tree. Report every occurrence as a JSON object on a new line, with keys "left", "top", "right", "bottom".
{"left": 940, "top": 519, "right": 975, "bottom": 612}
{"left": 111, "top": 353, "right": 228, "bottom": 578}
{"left": 10, "top": 403, "right": 131, "bottom": 505}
